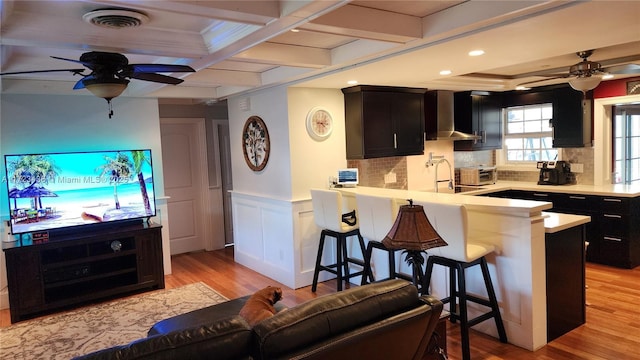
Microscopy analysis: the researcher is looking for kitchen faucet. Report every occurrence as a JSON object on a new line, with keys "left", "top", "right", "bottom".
{"left": 426, "top": 152, "right": 454, "bottom": 193}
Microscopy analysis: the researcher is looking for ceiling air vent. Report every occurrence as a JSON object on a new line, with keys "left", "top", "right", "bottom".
{"left": 83, "top": 8, "right": 149, "bottom": 29}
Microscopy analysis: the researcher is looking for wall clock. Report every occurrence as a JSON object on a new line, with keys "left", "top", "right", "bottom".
{"left": 242, "top": 116, "right": 270, "bottom": 171}
{"left": 306, "top": 107, "right": 333, "bottom": 141}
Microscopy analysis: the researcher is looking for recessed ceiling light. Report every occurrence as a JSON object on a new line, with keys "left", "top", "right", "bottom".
{"left": 347, "top": 80, "right": 358, "bottom": 85}
{"left": 291, "top": 28, "right": 300, "bottom": 33}
{"left": 439, "top": 70, "right": 452, "bottom": 76}
{"left": 515, "top": 86, "right": 530, "bottom": 91}
{"left": 602, "top": 74, "right": 614, "bottom": 80}
{"left": 468, "top": 50, "right": 485, "bottom": 57}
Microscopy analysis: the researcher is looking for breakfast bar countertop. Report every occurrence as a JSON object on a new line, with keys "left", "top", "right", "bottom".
{"left": 542, "top": 211, "right": 591, "bottom": 233}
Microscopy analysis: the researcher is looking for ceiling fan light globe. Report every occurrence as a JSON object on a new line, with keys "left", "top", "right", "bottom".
{"left": 84, "top": 78, "right": 129, "bottom": 100}
{"left": 568, "top": 75, "right": 601, "bottom": 92}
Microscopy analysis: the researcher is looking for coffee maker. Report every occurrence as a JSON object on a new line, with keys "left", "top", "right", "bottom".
{"left": 537, "top": 161, "right": 570, "bottom": 185}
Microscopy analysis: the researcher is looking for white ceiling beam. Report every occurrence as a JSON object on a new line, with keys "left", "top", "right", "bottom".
{"left": 232, "top": 43, "right": 331, "bottom": 68}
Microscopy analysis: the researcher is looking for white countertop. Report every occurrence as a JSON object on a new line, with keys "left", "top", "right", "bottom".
{"left": 338, "top": 186, "right": 552, "bottom": 216}
{"left": 460, "top": 181, "right": 640, "bottom": 197}
{"left": 542, "top": 211, "right": 591, "bottom": 233}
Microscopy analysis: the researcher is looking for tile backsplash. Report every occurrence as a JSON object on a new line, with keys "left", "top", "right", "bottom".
{"left": 347, "top": 156, "right": 407, "bottom": 189}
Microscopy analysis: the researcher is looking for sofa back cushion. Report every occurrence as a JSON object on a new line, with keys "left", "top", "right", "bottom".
{"left": 72, "top": 315, "right": 252, "bottom": 360}
{"left": 251, "top": 279, "right": 437, "bottom": 360}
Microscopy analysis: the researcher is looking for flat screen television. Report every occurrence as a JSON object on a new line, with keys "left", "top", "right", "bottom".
{"left": 337, "top": 168, "right": 358, "bottom": 187}
{"left": 4, "top": 149, "right": 157, "bottom": 236}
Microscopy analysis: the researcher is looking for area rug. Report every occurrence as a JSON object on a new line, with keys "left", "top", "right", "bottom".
{"left": 0, "top": 282, "right": 227, "bottom": 360}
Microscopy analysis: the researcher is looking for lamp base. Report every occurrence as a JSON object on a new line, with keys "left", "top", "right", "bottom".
{"left": 403, "top": 250, "right": 427, "bottom": 293}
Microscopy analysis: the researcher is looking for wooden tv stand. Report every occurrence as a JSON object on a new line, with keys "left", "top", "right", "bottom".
{"left": 2, "top": 222, "right": 164, "bottom": 323}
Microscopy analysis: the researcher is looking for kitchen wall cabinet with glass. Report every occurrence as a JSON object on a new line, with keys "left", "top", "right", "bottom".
{"left": 342, "top": 85, "right": 426, "bottom": 159}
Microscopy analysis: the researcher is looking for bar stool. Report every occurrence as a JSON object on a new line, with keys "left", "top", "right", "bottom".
{"left": 418, "top": 201, "right": 507, "bottom": 360}
{"left": 355, "top": 193, "right": 412, "bottom": 285}
{"left": 310, "top": 189, "right": 367, "bottom": 292}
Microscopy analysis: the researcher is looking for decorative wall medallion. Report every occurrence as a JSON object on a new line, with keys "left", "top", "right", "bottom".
{"left": 306, "top": 107, "right": 333, "bottom": 141}
{"left": 242, "top": 116, "right": 270, "bottom": 171}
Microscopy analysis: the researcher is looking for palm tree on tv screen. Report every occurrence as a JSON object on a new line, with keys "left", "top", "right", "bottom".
{"left": 131, "top": 150, "right": 152, "bottom": 215}
{"left": 96, "top": 152, "right": 133, "bottom": 210}
{"left": 7, "top": 155, "right": 60, "bottom": 209}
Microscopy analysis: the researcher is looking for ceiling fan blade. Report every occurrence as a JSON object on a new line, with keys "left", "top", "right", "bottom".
{"left": 603, "top": 63, "right": 640, "bottom": 75}
{"left": 130, "top": 64, "right": 195, "bottom": 73}
{"left": 50, "top": 55, "right": 94, "bottom": 68}
{"left": 129, "top": 72, "right": 185, "bottom": 85}
{"left": 0, "top": 68, "right": 85, "bottom": 76}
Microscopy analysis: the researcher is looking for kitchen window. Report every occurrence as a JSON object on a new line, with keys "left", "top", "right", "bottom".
{"left": 613, "top": 104, "right": 640, "bottom": 184}
{"left": 503, "top": 103, "right": 557, "bottom": 163}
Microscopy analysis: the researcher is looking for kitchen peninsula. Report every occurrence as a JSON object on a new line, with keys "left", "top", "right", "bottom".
{"left": 337, "top": 186, "right": 587, "bottom": 352}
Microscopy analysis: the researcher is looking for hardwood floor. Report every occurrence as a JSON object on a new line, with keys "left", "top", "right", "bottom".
{"left": 3, "top": 247, "right": 640, "bottom": 359}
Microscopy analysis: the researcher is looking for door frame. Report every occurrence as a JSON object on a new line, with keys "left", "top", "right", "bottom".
{"left": 160, "top": 117, "right": 214, "bottom": 251}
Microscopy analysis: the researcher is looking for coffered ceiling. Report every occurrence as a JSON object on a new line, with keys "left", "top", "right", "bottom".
{"left": 1, "top": 0, "right": 639, "bottom": 102}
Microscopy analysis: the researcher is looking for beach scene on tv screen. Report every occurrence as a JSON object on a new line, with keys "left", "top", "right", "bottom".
{"left": 5, "top": 150, "right": 156, "bottom": 235}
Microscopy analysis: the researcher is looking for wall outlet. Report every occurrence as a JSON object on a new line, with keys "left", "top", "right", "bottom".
{"left": 571, "top": 163, "right": 584, "bottom": 173}
{"left": 384, "top": 172, "right": 397, "bottom": 184}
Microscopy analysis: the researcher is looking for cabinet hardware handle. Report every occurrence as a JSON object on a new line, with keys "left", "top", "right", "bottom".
{"left": 533, "top": 193, "right": 548, "bottom": 197}
{"left": 603, "top": 198, "right": 622, "bottom": 203}
{"left": 569, "top": 196, "right": 586, "bottom": 200}
{"left": 393, "top": 133, "right": 397, "bottom": 149}
{"left": 603, "top": 214, "right": 622, "bottom": 219}
{"left": 604, "top": 236, "right": 622, "bottom": 242}
{"left": 473, "top": 131, "right": 478, "bottom": 145}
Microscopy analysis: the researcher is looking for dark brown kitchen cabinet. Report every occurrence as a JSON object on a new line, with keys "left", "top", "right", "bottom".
{"left": 342, "top": 85, "right": 425, "bottom": 159}
{"left": 481, "top": 189, "right": 640, "bottom": 268}
{"left": 453, "top": 91, "right": 502, "bottom": 151}
{"left": 551, "top": 86, "right": 592, "bottom": 148}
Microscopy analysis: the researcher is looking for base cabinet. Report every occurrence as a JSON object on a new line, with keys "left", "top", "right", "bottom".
{"left": 481, "top": 190, "right": 640, "bottom": 268}
{"left": 545, "top": 225, "right": 586, "bottom": 341}
{"left": 3, "top": 223, "right": 164, "bottom": 323}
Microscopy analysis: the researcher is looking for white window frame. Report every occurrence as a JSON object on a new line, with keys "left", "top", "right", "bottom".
{"left": 497, "top": 103, "right": 560, "bottom": 168}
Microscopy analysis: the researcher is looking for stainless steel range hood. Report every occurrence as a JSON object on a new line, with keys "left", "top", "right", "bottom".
{"left": 425, "top": 90, "right": 481, "bottom": 141}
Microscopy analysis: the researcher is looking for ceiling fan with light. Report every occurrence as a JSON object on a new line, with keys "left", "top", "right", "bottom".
{"left": 0, "top": 51, "right": 195, "bottom": 118}
{"left": 517, "top": 50, "right": 640, "bottom": 93}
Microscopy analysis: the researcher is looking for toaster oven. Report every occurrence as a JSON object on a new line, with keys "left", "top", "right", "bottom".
{"left": 458, "top": 166, "right": 497, "bottom": 186}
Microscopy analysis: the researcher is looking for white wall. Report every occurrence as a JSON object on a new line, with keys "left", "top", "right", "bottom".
{"left": 228, "top": 88, "right": 292, "bottom": 199}
{"left": 0, "top": 94, "right": 169, "bottom": 309}
{"left": 228, "top": 86, "right": 349, "bottom": 288}
{"left": 287, "top": 87, "right": 347, "bottom": 199}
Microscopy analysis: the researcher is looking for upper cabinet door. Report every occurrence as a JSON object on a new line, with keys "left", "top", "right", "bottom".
{"left": 454, "top": 91, "right": 503, "bottom": 151}
{"left": 343, "top": 86, "right": 425, "bottom": 159}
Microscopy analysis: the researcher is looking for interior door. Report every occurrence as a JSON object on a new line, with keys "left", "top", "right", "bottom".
{"left": 160, "top": 119, "right": 207, "bottom": 254}
{"left": 216, "top": 121, "right": 234, "bottom": 245}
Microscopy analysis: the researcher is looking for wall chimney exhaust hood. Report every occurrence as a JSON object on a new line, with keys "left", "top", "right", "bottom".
{"left": 425, "top": 90, "right": 480, "bottom": 141}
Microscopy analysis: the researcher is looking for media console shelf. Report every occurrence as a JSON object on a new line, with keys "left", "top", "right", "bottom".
{"left": 2, "top": 222, "right": 164, "bottom": 323}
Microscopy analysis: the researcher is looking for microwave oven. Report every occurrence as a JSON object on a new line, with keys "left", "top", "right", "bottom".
{"left": 458, "top": 166, "right": 497, "bottom": 186}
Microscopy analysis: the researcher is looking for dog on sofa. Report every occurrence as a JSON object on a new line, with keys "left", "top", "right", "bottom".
{"left": 239, "top": 286, "right": 283, "bottom": 327}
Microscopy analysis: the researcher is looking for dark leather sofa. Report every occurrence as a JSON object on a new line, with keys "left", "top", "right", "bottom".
{"left": 73, "top": 279, "right": 443, "bottom": 360}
